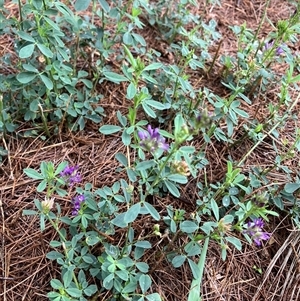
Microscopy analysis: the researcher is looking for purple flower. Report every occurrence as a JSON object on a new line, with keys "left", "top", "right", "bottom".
{"left": 72, "top": 194, "right": 85, "bottom": 216}
{"left": 243, "top": 218, "right": 270, "bottom": 246}
{"left": 262, "top": 40, "right": 274, "bottom": 52}
{"left": 276, "top": 46, "right": 284, "bottom": 56}
{"left": 60, "top": 165, "right": 81, "bottom": 186}
{"left": 262, "top": 40, "right": 284, "bottom": 56}
{"left": 138, "top": 125, "right": 169, "bottom": 153}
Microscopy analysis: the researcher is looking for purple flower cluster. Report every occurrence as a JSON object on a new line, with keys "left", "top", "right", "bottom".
{"left": 72, "top": 194, "right": 85, "bottom": 216}
{"left": 243, "top": 218, "right": 270, "bottom": 246}
{"left": 60, "top": 165, "right": 81, "bottom": 186}
{"left": 138, "top": 125, "right": 169, "bottom": 153}
{"left": 262, "top": 40, "right": 284, "bottom": 56}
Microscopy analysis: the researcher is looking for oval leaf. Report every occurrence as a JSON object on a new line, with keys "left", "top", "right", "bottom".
{"left": 37, "top": 43, "right": 53, "bottom": 58}
{"left": 139, "top": 274, "right": 151, "bottom": 294}
{"left": 284, "top": 183, "right": 300, "bottom": 194}
{"left": 19, "top": 44, "right": 35, "bottom": 58}
{"left": 103, "top": 71, "right": 128, "bottom": 83}
{"left": 99, "top": 125, "right": 121, "bottom": 135}
{"left": 124, "top": 203, "right": 141, "bottom": 223}
{"left": 180, "top": 221, "right": 198, "bottom": 234}
{"left": 16, "top": 72, "right": 37, "bottom": 84}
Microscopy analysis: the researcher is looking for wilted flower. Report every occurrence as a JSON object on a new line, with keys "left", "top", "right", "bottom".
{"left": 60, "top": 165, "right": 81, "bottom": 186}
{"left": 218, "top": 218, "right": 232, "bottom": 233}
{"left": 41, "top": 197, "right": 55, "bottom": 213}
{"left": 138, "top": 125, "right": 169, "bottom": 153}
{"left": 171, "top": 160, "right": 190, "bottom": 176}
{"left": 243, "top": 218, "right": 270, "bottom": 246}
{"left": 72, "top": 194, "right": 85, "bottom": 216}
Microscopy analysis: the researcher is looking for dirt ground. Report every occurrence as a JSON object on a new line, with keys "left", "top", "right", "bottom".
{"left": 1, "top": 0, "right": 300, "bottom": 300}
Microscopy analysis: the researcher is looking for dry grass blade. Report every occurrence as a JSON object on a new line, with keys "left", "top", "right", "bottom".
{"left": 252, "top": 228, "right": 300, "bottom": 301}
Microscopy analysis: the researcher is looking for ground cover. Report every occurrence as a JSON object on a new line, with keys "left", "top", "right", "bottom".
{"left": 0, "top": 0, "right": 300, "bottom": 300}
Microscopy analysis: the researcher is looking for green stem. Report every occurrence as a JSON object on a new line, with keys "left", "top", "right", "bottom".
{"left": 17, "top": 0, "right": 24, "bottom": 30}
{"left": 46, "top": 216, "right": 80, "bottom": 289}
{"left": 142, "top": 141, "right": 181, "bottom": 201}
{"left": 237, "top": 92, "right": 300, "bottom": 168}
{"left": 249, "top": 0, "right": 271, "bottom": 52}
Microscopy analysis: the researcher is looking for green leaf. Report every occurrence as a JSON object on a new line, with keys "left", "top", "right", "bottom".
{"left": 180, "top": 221, "right": 198, "bottom": 234}
{"left": 103, "top": 273, "right": 114, "bottom": 289}
{"left": 139, "top": 274, "right": 151, "bottom": 294}
{"left": 164, "top": 180, "right": 180, "bottom": 197}
{"left": 103, "top": 71, "right": 128, "bottom": 83}
{"left": 43, "top": 16, "right": 61, "bottom": 31}
{"left": 127, "top": 169, "right": 137, "bottom": 182}
{"left": 46, "top": 251, "right": 64, "bottom": 260}
{"left": 135, "top": 241, "right": 151, "bottom": 248}
{"left": 63, "top": 266, "right": 74, "bottom": 288}
{"left": 65, "top": 287, "right": 82, "bottom": 298}
{"left": 50, "top": 279, "right": 63, "bottom": 289}
{"left": 86, "top": 235, "right": 100, "bottom": 246}
{"left": 167, "top": 174, "right": 187, "bottom": 184}
{"left": 115, "top": 153, "right": 128, "bottom": 167}
{"left": 37, "top": 43, "right": 53, "bottom": 58}
{"left": 124, "top": 203, "right": 141, "bottom": 223}
{"left": 81, "top": 78, "right": 93, "bottom": 89}
{"left": 144, "top": 202, "right": 160, "bottom": 221}
{"left": 24, "top": 168, "right": 44, "bottom": 180}
{"left": 172, "top": 255, "right": 186, "bottom": 267}
{"left": 135, "top": 160, "right": 156, "bottom": 171}
{"left": 222, "top": 195, "right": 230, "bottom": 207}
{"left": 117, "top": 110, "right": 127, "bottom": 127}
{"left": 225, "top": 236, "right": 242, "bottom": 250}
{"left": 122, "top": 282, "right": 137, "bottom": 293}
{"left": 122, "top": 130, "right": 131, "bottom": 146}
{"left": 229, "top": 187, "right": 239, "bottom": 195}
{"left": 98, "top": 0, "right": 110, "bottom": 12}
{"left": 233, "top": 107, "right": 249, "bottom": 118}
{"left": 188, "top": 258, "right": 200, "bottom": 279}
{"left": 37, "top": 179, "right": 47, "bottom": 192}
{"left": 136, "top": 262, "right": 149, "bottom": 273}
{"left": 22, "top": 209, "right": 37, "bottom": 216}
{"left": 19, "top": 44, "right": 35, "bottom": 58}
{"left": 146, "top": 293, "right": 162, "bottom": 301}
{"left": 291, "top": 74, "right": 300, "bottom": 83}
{"left": 123, "top": 31, "right": 133, "bottom": 45}
{"left": 210, "top": 199, "right": 219, "bottom": 221}
{"left": 143, "top": 62, "right": 163, "bottom": 71}
{"left": 84, "top": 284, "right": 97, "bottom": 296}
{"left": 126, "top": 82, "right": 137, "bottom": 99}
{"left": 55, "top": 161, "right": 68, "bottom": 175}
{"left": 111, "top": 212, "right": 127, "bottom": 228}
{"left": 40, "top": 74, "right": 53, "bottom": 90}
{"left": 16, "top": 72, "right": 37, "bottom": 84}
{"left": 116, "top": 270, "right": 129, "bottom": 281}
{"left": 99, "top": 125, "right": 122, "bottom": 134}
{"left": 22, "top": 63, "right": 39, "bottom": 73}
{"left": 74, "top": 0, "right": 91, "bottom": 11}
{"left": 49, "top": 240, "right": 62, "bottom": 247}
{"left": 188, "top": 237, "right": 209, "bottom": 301}
{"left": 142, "top": 103, "right": 156, "bottom": 118}
{"left": 284, "top": 183, "right": 300, "bottom": 193}
{"left": 17, "top": 31, "right": 36, "bottom": 43}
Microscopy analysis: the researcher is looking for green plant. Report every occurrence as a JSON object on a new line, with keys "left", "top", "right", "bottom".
{"left": 12, "top": 0, "right": 300, "bottom": 300}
